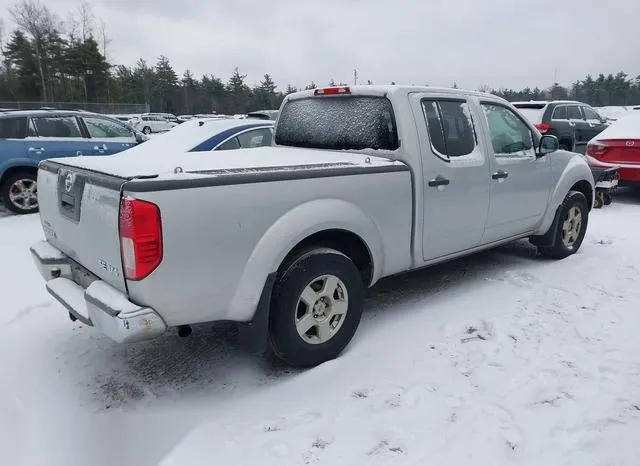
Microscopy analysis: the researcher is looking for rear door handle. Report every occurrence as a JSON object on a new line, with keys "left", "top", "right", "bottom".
{"left": 492, "top": 170, "right": 509, "bottom": 180}
{"left": 428, "top": 175, "right": 450, "bottom": 187}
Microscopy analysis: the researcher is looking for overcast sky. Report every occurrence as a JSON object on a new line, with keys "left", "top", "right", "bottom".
{"left": 2, "top": 0, "right": 639, "bottom": 90}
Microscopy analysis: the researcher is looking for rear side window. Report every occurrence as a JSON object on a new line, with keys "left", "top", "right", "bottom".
{"left": 421, "top": 99, "right": 476, "bottom": 159}
{"left": 275, "top": 96, "right": 399, "bottom": 151}
{"left": 0, "top": 117, "right": 28, "bottom": 139}
{"left": 32, "top": 116, "right": 82, "bottom": 138}
{"left": 552, "top": 106, "right": 567, "bottom": 120}
{"left": 567, "top": 106, "right": 583, "bottom": 120}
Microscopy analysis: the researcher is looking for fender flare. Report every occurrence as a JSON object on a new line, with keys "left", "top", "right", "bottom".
{"left": 227, "top": 198, "right": 384, "bottom": 323}
{"left": 535, "top": 155, "right": 594, "bottom": 236}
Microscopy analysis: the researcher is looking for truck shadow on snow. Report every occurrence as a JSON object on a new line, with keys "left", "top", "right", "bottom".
{"left": 84, "top": 239, "right": 543, "bottom": 411}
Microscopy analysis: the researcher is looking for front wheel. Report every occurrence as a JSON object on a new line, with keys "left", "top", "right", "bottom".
{"left": 142, "top": 126, "right": 152, "bottom": 135}
{"left": 538, "top": 190, "right": 589, "bottom": 259}
{"left": 1, "top": 171, "right": 39, "bottom": 214}
{"left": 269, "top": 248, "right": 365, "bottom": 368}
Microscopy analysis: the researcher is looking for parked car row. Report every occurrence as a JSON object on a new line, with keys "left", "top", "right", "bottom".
{"left": 512, "top": 100, "right": 608, "bottom": 153}
{"left": 0, "top": 108, "right": 275, "bottom": 214}
{"left": 0, "top": 109, "right": 146, "bottom": 214}
{"left": 28, "top": 85, "right": 596, "bottom": 368}
{"left": 513, "top": 100, "right": 640, "bottom": 190}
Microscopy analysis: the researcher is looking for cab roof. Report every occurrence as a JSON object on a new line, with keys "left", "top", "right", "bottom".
{"left": 287, "top": 85, "right": 503, "bottom": 102}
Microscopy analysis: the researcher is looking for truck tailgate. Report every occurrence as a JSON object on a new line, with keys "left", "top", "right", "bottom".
{"left": 37, "top": 160, "right": 127, "bottom": 292}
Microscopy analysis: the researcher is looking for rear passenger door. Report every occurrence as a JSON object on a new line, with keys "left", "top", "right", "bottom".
{"left": 80, "top": 115, "right": 137, "bottom": 155}
{"left": 27, "top": 115, "right": 85, "bottom": 160}
{"left": 479, "top": 102, "right": 551, "bottom": 243}
{"left": 411, "top": 95, "right": 491, "bottom": 261}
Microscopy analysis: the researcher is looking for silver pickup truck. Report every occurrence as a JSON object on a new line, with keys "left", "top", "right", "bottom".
{"left": 30, "top": 85, "right": 594, "bottom": 368}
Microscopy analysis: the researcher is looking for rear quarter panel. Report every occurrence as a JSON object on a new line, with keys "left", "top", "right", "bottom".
{"left": 123, "top": 168, "right": 413, "bottom": 326}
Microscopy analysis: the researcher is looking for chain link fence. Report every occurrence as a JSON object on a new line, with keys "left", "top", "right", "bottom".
{"left": 0, "top": 101, "right": 150, "bottom": 115}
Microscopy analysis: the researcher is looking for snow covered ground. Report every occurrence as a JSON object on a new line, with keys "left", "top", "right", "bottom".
{"left": 2, "top": 192, "right": 640, "bottom": 466}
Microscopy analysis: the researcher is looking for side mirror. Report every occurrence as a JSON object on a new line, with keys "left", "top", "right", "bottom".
{"left": 537, "top": 134, "right": 558, "bottom": 156}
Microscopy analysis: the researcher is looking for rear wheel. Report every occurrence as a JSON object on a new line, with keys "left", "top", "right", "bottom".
{"left": 538, "top": 190, "right": 588, "bottom": 259}
{"left": 1, "top": 171, "right": 38, "bottom": 214}
{"left": 142, "top": 126, "right": 152, "bottom": 135}
{"left": 269, "top": 248, "right": 365, "bottom": 368}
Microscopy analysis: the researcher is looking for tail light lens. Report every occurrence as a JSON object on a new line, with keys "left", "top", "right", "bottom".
{"left": 586, "top": 142, "right": 609, "bottom": 158}
{"left": 119, "top": 197, "right": 163, "bottom": 280}
{"left": 535, "top": 123, "right": 550, "bottom": 133}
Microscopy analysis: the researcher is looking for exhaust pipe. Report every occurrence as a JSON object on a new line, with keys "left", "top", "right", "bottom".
{"left": 177, "top": 325, "right": 192, "bottom": 338}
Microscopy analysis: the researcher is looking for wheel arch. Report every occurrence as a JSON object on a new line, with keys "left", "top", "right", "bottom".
{"left": 0, "top": 162, "right": 39, "bottom": 189}
{"left": 226, "top": 198, "right": 384, "bottom": 323}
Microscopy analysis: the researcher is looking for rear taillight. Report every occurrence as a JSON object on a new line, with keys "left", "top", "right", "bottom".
{"left": 586, "top": 142, "right": 610, "bottom": 158}
{"left": 314, "top": 86, "right": 351, "bottom": 96}
{"left": 535, "top": 123, "right": 550, "bottom": 133}
{"left": 119, "top": 197, "right": 163, "bottom": 280}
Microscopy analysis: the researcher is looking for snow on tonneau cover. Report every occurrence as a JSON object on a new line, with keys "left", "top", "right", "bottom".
{"left": 37, "top": 146, "right": 403, "bottom": 293}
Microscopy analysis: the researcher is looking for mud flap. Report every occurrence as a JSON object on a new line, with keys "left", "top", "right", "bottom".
{"left": 238, "top": 273, "right": 277, "bottom": 354}
{"left": 529, "top": 206, "right": 563, "bottom": 248}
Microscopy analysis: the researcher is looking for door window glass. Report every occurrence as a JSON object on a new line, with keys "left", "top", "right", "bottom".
{"left": 32, "top": 116, "right": 82, "bottom": 138}
{"left": 481, "top": 104, "right": 534, "bottom": 156}
{"left": 551, "top": 105, "right": 567, "bottom": 120}
{"left": 582, "top": 107, "right": 601, "bottom": 122}
{"left": 421, "top": 99, "right": 477, "bottom": 159}
{"left": 567, "top": 105, "right": 583, "bottom": 120}
{"left": 83, "top": 117, "right": 133, "bottom": 138}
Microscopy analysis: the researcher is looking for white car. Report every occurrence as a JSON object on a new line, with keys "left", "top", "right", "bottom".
{"left": 146, "top": 112, "right": 180, "bottom": 125}
{"left": 129, "top": 114, "right": 175, "bottom": 134}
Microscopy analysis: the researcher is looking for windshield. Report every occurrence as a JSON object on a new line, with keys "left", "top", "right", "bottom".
{"left": 275, "top": 96, "right": 399, "bottom": 151}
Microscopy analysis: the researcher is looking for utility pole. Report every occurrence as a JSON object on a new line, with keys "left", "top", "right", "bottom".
{"left": 354, "top": 68, "right": 358, "bottom": 85}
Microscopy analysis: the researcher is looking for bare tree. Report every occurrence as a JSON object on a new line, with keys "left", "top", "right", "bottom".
{"left": 76, "top": 0, "right": 94, "bottom": 42}
{"left": 99, "top": 18, "right": 110, "bottom": 59}
{"left": 0, "top": 18, "right": 5, "bottom": 55}
{"left": 9, "top": 0, "right": 58, "bottom": 102}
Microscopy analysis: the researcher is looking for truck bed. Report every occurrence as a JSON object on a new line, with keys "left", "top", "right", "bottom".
{"left": 36, "top": 147, "right": 413, "bottom": 327}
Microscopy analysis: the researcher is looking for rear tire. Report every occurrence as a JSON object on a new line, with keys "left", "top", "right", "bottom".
{"left": 1, "top": 171, "right": 38, "bottom": 215}
{"left": 269, "top": 248, "right": 365, "bottom": 368}
{"left": 538, "top": 190, "right": 588, "bottom": 259}
{"left": 142, "top": 126, "right": 152, "bottom": 135}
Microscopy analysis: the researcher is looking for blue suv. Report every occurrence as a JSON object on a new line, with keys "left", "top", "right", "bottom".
{"left": 0, "top": 109, "right": 146, "bottom": 214}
